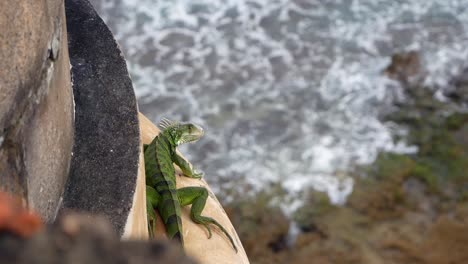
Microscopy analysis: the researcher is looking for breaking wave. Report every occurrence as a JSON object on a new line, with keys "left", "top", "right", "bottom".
{"left": 91, "top": 0, "right": 468, "bottom": 204}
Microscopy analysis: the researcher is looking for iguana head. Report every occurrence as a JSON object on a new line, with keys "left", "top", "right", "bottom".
{"left": 159, "top": 118, "right": 204, "bottom": 146}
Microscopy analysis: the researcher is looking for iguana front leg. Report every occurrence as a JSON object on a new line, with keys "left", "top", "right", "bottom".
{"left": 173, "top": 153, "right": 204, "bottom": 179}
{"left": 177, "top": 186, "right": 238, "bottom": 252}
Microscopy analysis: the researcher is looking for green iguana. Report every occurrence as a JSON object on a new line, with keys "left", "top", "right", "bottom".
{"left": 144, "top": 118, "right": 238, "bottom": 252}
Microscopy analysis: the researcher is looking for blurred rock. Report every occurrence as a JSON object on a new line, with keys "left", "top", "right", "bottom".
{"left": 0, "top": 192, "right": 43, "bottom": 238}
{"left": 0, "top": 212, "right": 196, "bottom": 264}
{"left": 447, "top": 67, "right": 468, "bottom": 103}
{"left": 223, "top": 184, "right": 290, "bottom": 264}
{"left": 385, "top": 51, "right": 423, "bottom": 87}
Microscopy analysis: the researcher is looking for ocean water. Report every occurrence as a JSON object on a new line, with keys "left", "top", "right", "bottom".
{"left": 89, "top": 0, "right": 468, "bottom": 204}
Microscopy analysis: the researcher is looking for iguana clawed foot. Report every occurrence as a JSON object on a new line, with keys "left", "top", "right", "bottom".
{"left": 192, "top": 169, "right": 204, "bottom": 179}
{"left": 178, "top": 186, "right": 238, "bottom": 252}
{"left": 202, "top": 223, "right": 212, "bottom": 238}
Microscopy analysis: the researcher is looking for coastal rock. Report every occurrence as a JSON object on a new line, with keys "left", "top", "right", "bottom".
{"left": 226, "top": 106, "right": 468, "bottom": 264}
{"left": 447, "top": 67, "right": 468, "bottom": 103}
{"left": 384, "top": 51, "right": 423, "bottom": 86}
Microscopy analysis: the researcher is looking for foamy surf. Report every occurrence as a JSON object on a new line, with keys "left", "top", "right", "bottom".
{"left": 90, "top": 0, "right": 468, "bottom": 204}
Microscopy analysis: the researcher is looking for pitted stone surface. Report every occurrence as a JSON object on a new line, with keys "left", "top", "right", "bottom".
{"left": 63, "top": 0, "right": 140, "bottom": 236}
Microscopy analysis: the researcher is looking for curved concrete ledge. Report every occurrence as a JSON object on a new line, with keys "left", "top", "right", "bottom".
{"left": 139, "top": 113, "right": 250, "bottom": 264}
{"left": 61, "top": 0, "right": 141, "bottom": 237}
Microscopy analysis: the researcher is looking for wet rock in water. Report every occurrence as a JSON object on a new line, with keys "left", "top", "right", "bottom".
{"left": 384, "top": 51, "right": 423, "bottom": 86}
{"left": 294, "top": 191, "right": 335, "bottom": 234}
{"left": 447, "top": 67, "right": 468, "bottom": 103}
{"left": 0, "top": 212, "right": 196, "bottom": 264}
{"left": 223, "top": 184, "right": 290, "bottom": 264}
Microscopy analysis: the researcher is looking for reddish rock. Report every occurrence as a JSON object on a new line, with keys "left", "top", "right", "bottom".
{"left": 0, "top": 192, "right": 43, "bottom": 238}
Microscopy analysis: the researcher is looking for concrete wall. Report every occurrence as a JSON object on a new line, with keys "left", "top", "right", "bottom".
{"left": 0, "top": 0, "right": 74, "bottom": 221}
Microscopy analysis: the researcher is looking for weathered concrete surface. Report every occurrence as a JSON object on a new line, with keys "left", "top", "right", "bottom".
{"left": 0, "top": 1, "right": 74, "bottom": 221}
{"left": 62, "top": 0, "right": 141, "bottom": 237}
{"left": 122, "top": 142, "right": 149, "bottom": 239}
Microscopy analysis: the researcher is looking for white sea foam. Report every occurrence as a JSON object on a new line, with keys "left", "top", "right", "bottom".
{"left": 91, "top": 0, "right": 468, "bottom": 204}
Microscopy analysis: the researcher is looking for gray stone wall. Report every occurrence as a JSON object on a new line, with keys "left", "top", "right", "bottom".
{"left": 0, "top": 0, "right": 74, "bottom": 221}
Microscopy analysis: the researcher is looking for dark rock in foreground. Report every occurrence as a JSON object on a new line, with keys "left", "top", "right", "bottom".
{"left": 0, "top": 213, "right": 196, "bottom": 264}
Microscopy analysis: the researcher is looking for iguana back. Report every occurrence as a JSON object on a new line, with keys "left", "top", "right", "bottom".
{"left": 145, "top": 132, "right": 183, "bottom": 243}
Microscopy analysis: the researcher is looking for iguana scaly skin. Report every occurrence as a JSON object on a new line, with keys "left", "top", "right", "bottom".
{"left": 144, "top": 118, "right": 238, "bottom": 252}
